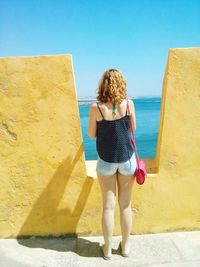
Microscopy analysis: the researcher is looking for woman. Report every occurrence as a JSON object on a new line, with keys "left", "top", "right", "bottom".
{"left": 88, "top": 69, "right": 137, "bottom": 260}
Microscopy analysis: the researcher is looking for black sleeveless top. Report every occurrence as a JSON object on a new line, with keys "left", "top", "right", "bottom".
{"left": 96, "top": 100, "right": 135, "bottom": 163}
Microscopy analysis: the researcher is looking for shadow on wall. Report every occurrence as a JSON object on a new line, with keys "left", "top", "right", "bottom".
{"left": 17, "top": 143, "right": 94, "bottom": 241}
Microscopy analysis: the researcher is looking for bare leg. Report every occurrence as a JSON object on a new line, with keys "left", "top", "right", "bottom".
{"left": 117, "top": 172, "right": 134, "bottom": 254}
{"left": 97, "top": 173, "right": 117, "bottom": 256}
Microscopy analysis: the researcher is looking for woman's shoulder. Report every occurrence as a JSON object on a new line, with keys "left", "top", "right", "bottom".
{"left": 127, "top": 98, "right": 135, "bottom": 107}
{"left": 90, "top": 102, "right": 100, "bottom": 113}
{"left": 93, "top": 101, "right": 105, "bottom": 108}
{"left": 90, "top": 101, "right": 99, "bottom": 108}
{"left": 127, "top": 97, "right": 134, "bottom": 103}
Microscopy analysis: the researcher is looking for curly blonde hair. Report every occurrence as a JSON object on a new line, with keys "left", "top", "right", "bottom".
{"left": 95, "top": 69, "right": 127, "bottom": 104}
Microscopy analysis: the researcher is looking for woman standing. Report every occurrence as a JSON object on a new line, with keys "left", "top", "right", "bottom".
{"left": 88, "top": 69, "right": 137, "bottom": 260}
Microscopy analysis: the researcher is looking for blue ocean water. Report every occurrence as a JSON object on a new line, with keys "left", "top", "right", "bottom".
{"left": 78, "top": 97, "right": 161, "bottom": 160}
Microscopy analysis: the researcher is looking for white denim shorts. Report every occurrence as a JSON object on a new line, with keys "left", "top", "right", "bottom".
{"left": 96, "top": 152, "right": 137, "bottom": 176}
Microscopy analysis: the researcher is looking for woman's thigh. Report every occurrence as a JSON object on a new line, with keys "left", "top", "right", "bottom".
{"left": 117, "top": 172, "right": 134, "bottom": 208}
{"left": 97, "top": 173, "right": 117, "bottom": 208}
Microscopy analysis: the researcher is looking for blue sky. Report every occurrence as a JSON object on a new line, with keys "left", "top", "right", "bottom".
{"left": 0, "top": 0, "right": 200, "bottom": 98}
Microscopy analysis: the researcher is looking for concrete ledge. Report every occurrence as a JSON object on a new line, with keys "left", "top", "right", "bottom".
{"left": 0, "top": 230, "right": 200, "bottom": 267}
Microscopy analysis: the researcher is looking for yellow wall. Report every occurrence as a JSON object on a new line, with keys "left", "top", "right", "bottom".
{"left": 0, "top": 49, "right": 200, "bottom": 238}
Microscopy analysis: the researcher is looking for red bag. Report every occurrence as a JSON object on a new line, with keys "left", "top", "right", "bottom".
{"left": 127, "top": 99, "right": 147, "bottom": 184}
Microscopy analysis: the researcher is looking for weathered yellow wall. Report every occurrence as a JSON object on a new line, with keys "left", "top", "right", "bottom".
{"left": 0, "top": 49, "right": 200, "bottom": 238}
{"left": 0, "top": 54, "right": 91, "bottom": 237}
{"left": 131, "top": 47, "right": 200, "bottom": 234}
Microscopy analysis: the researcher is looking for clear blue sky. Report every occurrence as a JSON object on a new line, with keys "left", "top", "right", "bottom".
{"left": 0, "top": 0, "right": 200, "bottom": 98}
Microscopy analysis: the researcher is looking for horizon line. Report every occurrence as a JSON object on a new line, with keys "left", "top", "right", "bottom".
{"left": 78, "top": 95, "right": 161, "bottom": 100}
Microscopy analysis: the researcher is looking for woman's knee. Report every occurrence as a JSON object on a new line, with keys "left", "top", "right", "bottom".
{"left": 103, "top": 198, "right": 116, "bottom": 210}
{"left": 118, "top": 196, "right": 131, "bottom": 210}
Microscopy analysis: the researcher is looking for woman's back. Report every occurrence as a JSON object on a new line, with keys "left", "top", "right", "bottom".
{"left": 96, "top": 99, "right": 130, "bottom": 122}
{"left": 96, "top": 98, "right": 135, "bottom": 163}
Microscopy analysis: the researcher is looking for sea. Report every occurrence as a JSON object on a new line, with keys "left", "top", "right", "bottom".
{"left": 78, "top": 97, "right": 161, "bottom": 160}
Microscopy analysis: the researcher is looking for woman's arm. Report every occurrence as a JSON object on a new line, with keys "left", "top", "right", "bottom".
{"left": 88, "top": 103, "right": 97, "bottom": 138}
{"left": 128, "top": 100, "right": 136, "bottom": 132}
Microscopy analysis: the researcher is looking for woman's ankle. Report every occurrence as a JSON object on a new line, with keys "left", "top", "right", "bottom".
{"left": 121, "top": 238, "right": 130, "bottom": 250}
{"left": 103, "top": 242, "right": 112, "bottom": 249}
{"left": 102, "top": 243, "right": 112, "bottom": 256}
